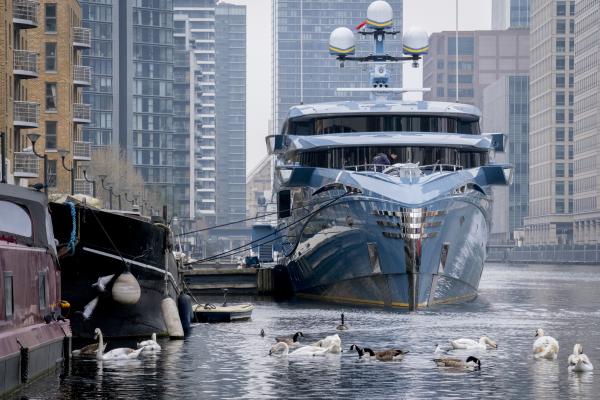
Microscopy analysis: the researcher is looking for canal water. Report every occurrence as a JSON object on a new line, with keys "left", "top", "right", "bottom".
{"left": 18, "top": 263, "right": 600, "bottom": 399}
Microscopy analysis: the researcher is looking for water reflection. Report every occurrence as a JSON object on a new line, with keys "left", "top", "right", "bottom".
{"left": 17, "top": 264, "right": 600, "bottom": 399}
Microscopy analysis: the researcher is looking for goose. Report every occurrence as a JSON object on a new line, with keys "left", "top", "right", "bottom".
{"left": 434, "top": 356, "right": 481, "bottom": 370}
{"left": 336, "top": 313, "right": 349, "bottom": 331}
{"left": 275, "top": 331, "right": 303, "bottom": 346}
{"left": 533, "top": 328, "right": 559, "bottom": 360}
{"left": 94, "top": 328, "right": 144, "bottom": 361}
{"left": 260, "top": 329, "right": 265, "bottom": 337}
{"left": 137, "top": 333, "right": 161, "bottom": 352}
{"left": 72, "top": 341, "right": 107, "bottom": 357}
{"left": 568, "top": 344, "right": 593, "bottom": 372}
{"left": 349, "top": 344, "right": 408, "bottom": 361}
{"left": 450, "top": 336, "right": 497, "bottom": 350}
{"left": 313, "top": 334, "right": 341, "bottom": 349}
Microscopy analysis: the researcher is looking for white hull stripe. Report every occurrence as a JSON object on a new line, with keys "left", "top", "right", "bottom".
{"left": 82, "top": 246, "right": 174, "bottom": 280}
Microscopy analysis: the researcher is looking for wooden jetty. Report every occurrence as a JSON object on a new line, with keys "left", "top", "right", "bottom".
{"left": 182, "top": 265, "right": 275, "bottom": 295}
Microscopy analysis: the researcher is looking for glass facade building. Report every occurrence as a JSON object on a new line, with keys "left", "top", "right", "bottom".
{"left": 272, "top": 0, "right": 403, "bottom": 134}
{"left": 492, "top": 0, "right": 530, "bottom": 29}
{"left": 81, "top": 0, "right": 116, "bottom": 147}
{"left": 215, "top": 3, "right": 246, "bottom": 224}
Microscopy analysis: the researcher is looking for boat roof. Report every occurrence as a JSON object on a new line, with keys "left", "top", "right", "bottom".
{"left": 287, "top": 132, "right": 492, "bottom": 152}
{"left": 288, "top": 100, "right": 481, "bottom": 119}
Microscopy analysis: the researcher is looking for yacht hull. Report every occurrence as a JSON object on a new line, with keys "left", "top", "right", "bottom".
{"left": 286, "top": 195, "right": 489, "bottom": 309}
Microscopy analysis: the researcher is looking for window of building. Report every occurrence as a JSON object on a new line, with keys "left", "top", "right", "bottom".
{"left": 47, "top": 160, "right": 57, "bottom": 187}
{"left": 556, "top": 74, "right": 565, "bottom": 88}
{"left": 556, "top": 92, "right": 565, "bottom": 106}
{"left": 569, "top": 74, "right": 574, "bottom": 88}
{"left": 556, "top": 56, "right": 565, "bottom": 70}
{"left": 556, "top": 38, "right": 565, "bottom": 53}
{"left": 436, "top": 87, "right": 445, "bottom": 97}
{"left": 569, "top": 56, "right": 574, "bottom": 70}
{"left": 555, "top": 144, "right": 564, "bottom": 159}
{"left": 45, "top": 121, "right": 57, "bottom": 150}
{"left": 555, "top": 200, "right": 565, "bottom": 213}
{"left": 437, "top": 73, "right": 444, "bottom": 84}
{"left": 569, "top": 3, "right": 575, "bottom": 16}
{"left": 555, "top": 163, "right": 564, "bottom": 177}
{"left": 45, "top": 83, "right": 57, "bottom": 111}
{"left": 556, "top": 110, "right": 565, "bottom": 123}
{"left": 569, "top": 127, "right": 574, "bottom": 141}
{"left": 556, "top": 127, "right": 565, "bottom": 141}
{"left": 556, "top": 1, "right": 566, "bottom": 16}
{"left": 45, "top": 4, "right": 57, "bottom": 33}
{"left": 448, "top": 37, "right": 474, "bottom": 55}
{"left": 448, "top": 74, "right": 473, "bottom": 84}
{"left": 569, "top": 20, "right": 574, "bottom": 34}
{"left": 45, "top": 43, "right": 57, "bottom": 71}
{"left": 3, "top": 273, "right": 13, "bottom": 319}
{"left": 556, "top": 181, "right": 565, "bottom": 195}
{"left": 556, "top": 20, "right": 566, "bottom": 34}
{"left": 568, "top": 92, "right": 574, "bottom": 106}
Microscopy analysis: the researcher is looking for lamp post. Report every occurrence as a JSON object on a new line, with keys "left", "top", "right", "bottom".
{"left": 58, "top": 149, "right": 75, "bottom": 195}
{"left": 82, "top": 169, "right": 96, "bottom": 197}
{"left": 98, "top": 174, "right": 113, "bottom": 209}
{"left": 26, "top": 133, "right": 47, "bottom": 195}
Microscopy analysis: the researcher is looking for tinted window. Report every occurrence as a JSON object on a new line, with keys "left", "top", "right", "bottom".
{"left": 286, "top": 114, "right": 480, "bottom": 135}
{"left": 0, "top": 201, "right": 32, "bottom": 237}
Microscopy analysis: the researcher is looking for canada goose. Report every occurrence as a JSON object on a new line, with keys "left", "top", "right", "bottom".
{"left": 72, "top": 341, "right": 107, "bottom": 356}
{"left": 275, "top": 331, "right": 303, "bottom": 346}
{"left": 137, "top": 333, "right": 161, "bottom": 352}
{"left": 94, "top": 328, "right": 144, "bottom": 361}
{"left": 450, "top": 336, "right": 497, "bottom": 350}
{"left": 533, "top": 328, "right": 559, "bottom": 360}
{"left": 336, "top": 313, "right": 349, "bottom": 331}
{"left": 349, "top": 344, "right": 407, "bottom": 361}
{"left": 568, "top": 344, "right": 593, "bottom": 372}
{"left": 434, "top": 356, "right": 481, "bottom": 370}
{"left": 260, "top": 329, "right": 265, "bottom": 337}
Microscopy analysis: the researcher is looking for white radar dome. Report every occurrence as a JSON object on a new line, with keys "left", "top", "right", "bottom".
{"left": 329, "top": 27, "right": 356, "bottom": 56}
{"left": 402, "top": 27, "right": 429, "bottom": 56}
{"left": 366, "top": 1, "right": 393, "bottom": 29}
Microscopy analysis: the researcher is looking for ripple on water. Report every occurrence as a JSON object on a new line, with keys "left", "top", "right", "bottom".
{"left": 16, "top": 263, "right": 600, "bottom": 399}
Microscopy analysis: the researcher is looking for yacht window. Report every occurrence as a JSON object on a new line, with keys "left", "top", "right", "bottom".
{"left": 39, "top": 272, "right": 47, "bottom": 311}
{"left": 286, "top": 114, "right": 480, "bottom": 135}
{"left": 4, "top": 273, "right": 14, "bottom": 319}
{"left": 0, "top": 201, "right": 33, "bottom": 238}
{"left": 296, "top": 146, "right": 488, "bottom": 170}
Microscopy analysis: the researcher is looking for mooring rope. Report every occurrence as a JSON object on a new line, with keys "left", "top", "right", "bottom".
{"left": 65, "top": 201, "right": 77, "bottom": 256}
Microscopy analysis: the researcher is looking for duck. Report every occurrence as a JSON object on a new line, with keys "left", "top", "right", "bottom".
{"left": 137, "top": 333, "right": 161, "bottom": 352}
{"left": 533, "top": 328, "right": 559, "bottom": 360}
{"left": 349, "top": 344, "right": 407, "bottom": 361}
{"left": 336, "top": 313, "right": 349, "bottom": 331}
{"left": 434, "top": 356, "right": 481, "bottom": 370}
{"left": 450, "top": 336, "right": 497, "bottom": 350}
{"left": 94, "top": 328, "right": 144, "bottom": 361}
{"left": 72, "top": 341, "right": 107, "bottom": 357}
{"left": 568, "top": 344, "right": 593, "bottom": 372}
{"left": 275, "top": 331, "right": 303, "bottom": 346}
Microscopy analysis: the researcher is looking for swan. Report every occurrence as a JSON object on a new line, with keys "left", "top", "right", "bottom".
{"left": 92, "top": 274, "right": 115, "bottom": 292}
{"left": 312, "top": 334, "right": 341, "bottom": 349}
{"left": 435, "top": 344, "right": 449, "bottom": 354}
{"left": 450, "top": 336, "right": 497, "bottom": 350}
{"left": 269, "top": 342, "right": 290, "bottom": 356}
{"left": 270, "top": 342, "right": 339, "bottom": 357}
{"left": 533, "top": 328, "right": 559, "bottom": 360}
{"left": 275, "top": 331, "right": 303, "bottom": 346}
{"left": 336, "top": 313, "right": 349, "bottom": 331}
{"left": 434, "top": 356, "right": 481, "bottom": 370}
{"left": 94, "top": 328, "right": 144, "bottom": 361}
{"left": 568, "top": 344, "right": 593, "bottom": 372}
{"left": 137, "top": 333, "right": 161, "bottom": 352}
{"left": 72, "top": 341, "right": 107, "bottom": 356}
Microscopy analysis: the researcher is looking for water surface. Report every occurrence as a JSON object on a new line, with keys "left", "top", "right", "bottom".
{"left": 19, "top": 263, "right": 600, "bottom": 399}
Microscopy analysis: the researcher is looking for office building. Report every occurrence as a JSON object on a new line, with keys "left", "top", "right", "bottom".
{"left": 572, "top": 0, "right": 600, "bottom": 243}
{"left": 215, "top": 3, "right": 246, "bottom": 224}
{"left": 492, "top": 0, "right": 530, "bottom": 29}
{"left": 524, "top": 0, "right": 575, "bottom": 244}
{"left": 423, "top": 29, "right": 529, "bottom": 108}
{"left": 272, "top": 0, "right": 403, "bottom": 134}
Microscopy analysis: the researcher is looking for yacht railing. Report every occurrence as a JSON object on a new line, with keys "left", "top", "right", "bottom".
{"left": 343, "top": 163, "right": 463, "bottom": 174}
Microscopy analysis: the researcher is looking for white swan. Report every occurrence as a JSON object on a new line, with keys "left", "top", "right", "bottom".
{"left": 269, "top": 342, "right": 290, "bottom": 356}
{"left": 568, "top": 344, "right": 593, "bottom": 372}
{"left": 450, "top": 336, "right": 497, "bottom": 350}
{"left": 94, "top": 328, "right": 144, "bottom": 361}
{"left": 72, "top": 341, "right": 107, "bottom": 356}
{"left": 312, "top": 334, "right": 342, "bottom": 349}
{"left": 269, "top": 342, "right": 339, "bottom": 357}
{"left": 533, "top": 328, "right": 559, "bottom": 360}
{"left": 137, "top": 333, "right": 161, "bottom": 352}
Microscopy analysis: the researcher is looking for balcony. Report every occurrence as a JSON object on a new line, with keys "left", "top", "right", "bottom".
{"left": 13, "top": 101, "right": 39, "bottom": 128}
{"left": 72, "top": 141, "right": 91, "bottom": 161}
{"left": 72, "top": 27, "right": 91, "bottom": 48}
{"left": 13, "top": 0, "right": 39, "bottom": 28}
{"left": 74, "top": 179, "right": 93, "bottom": 196}
{"left": 13, "top": 49, "right": 38, "bottom": 78}
{"left": 73, "top": 103, "right": 91, "bottom": 124}
{"left": 73, "top": 65, "right": 92, "bottom": 86}
{"left": 13, "top": 152, "right": 39, "bottom": 178}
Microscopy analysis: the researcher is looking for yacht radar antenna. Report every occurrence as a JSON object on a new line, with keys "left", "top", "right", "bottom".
{"left": 328, "top": 0, "right": 429, "bottom": 99}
